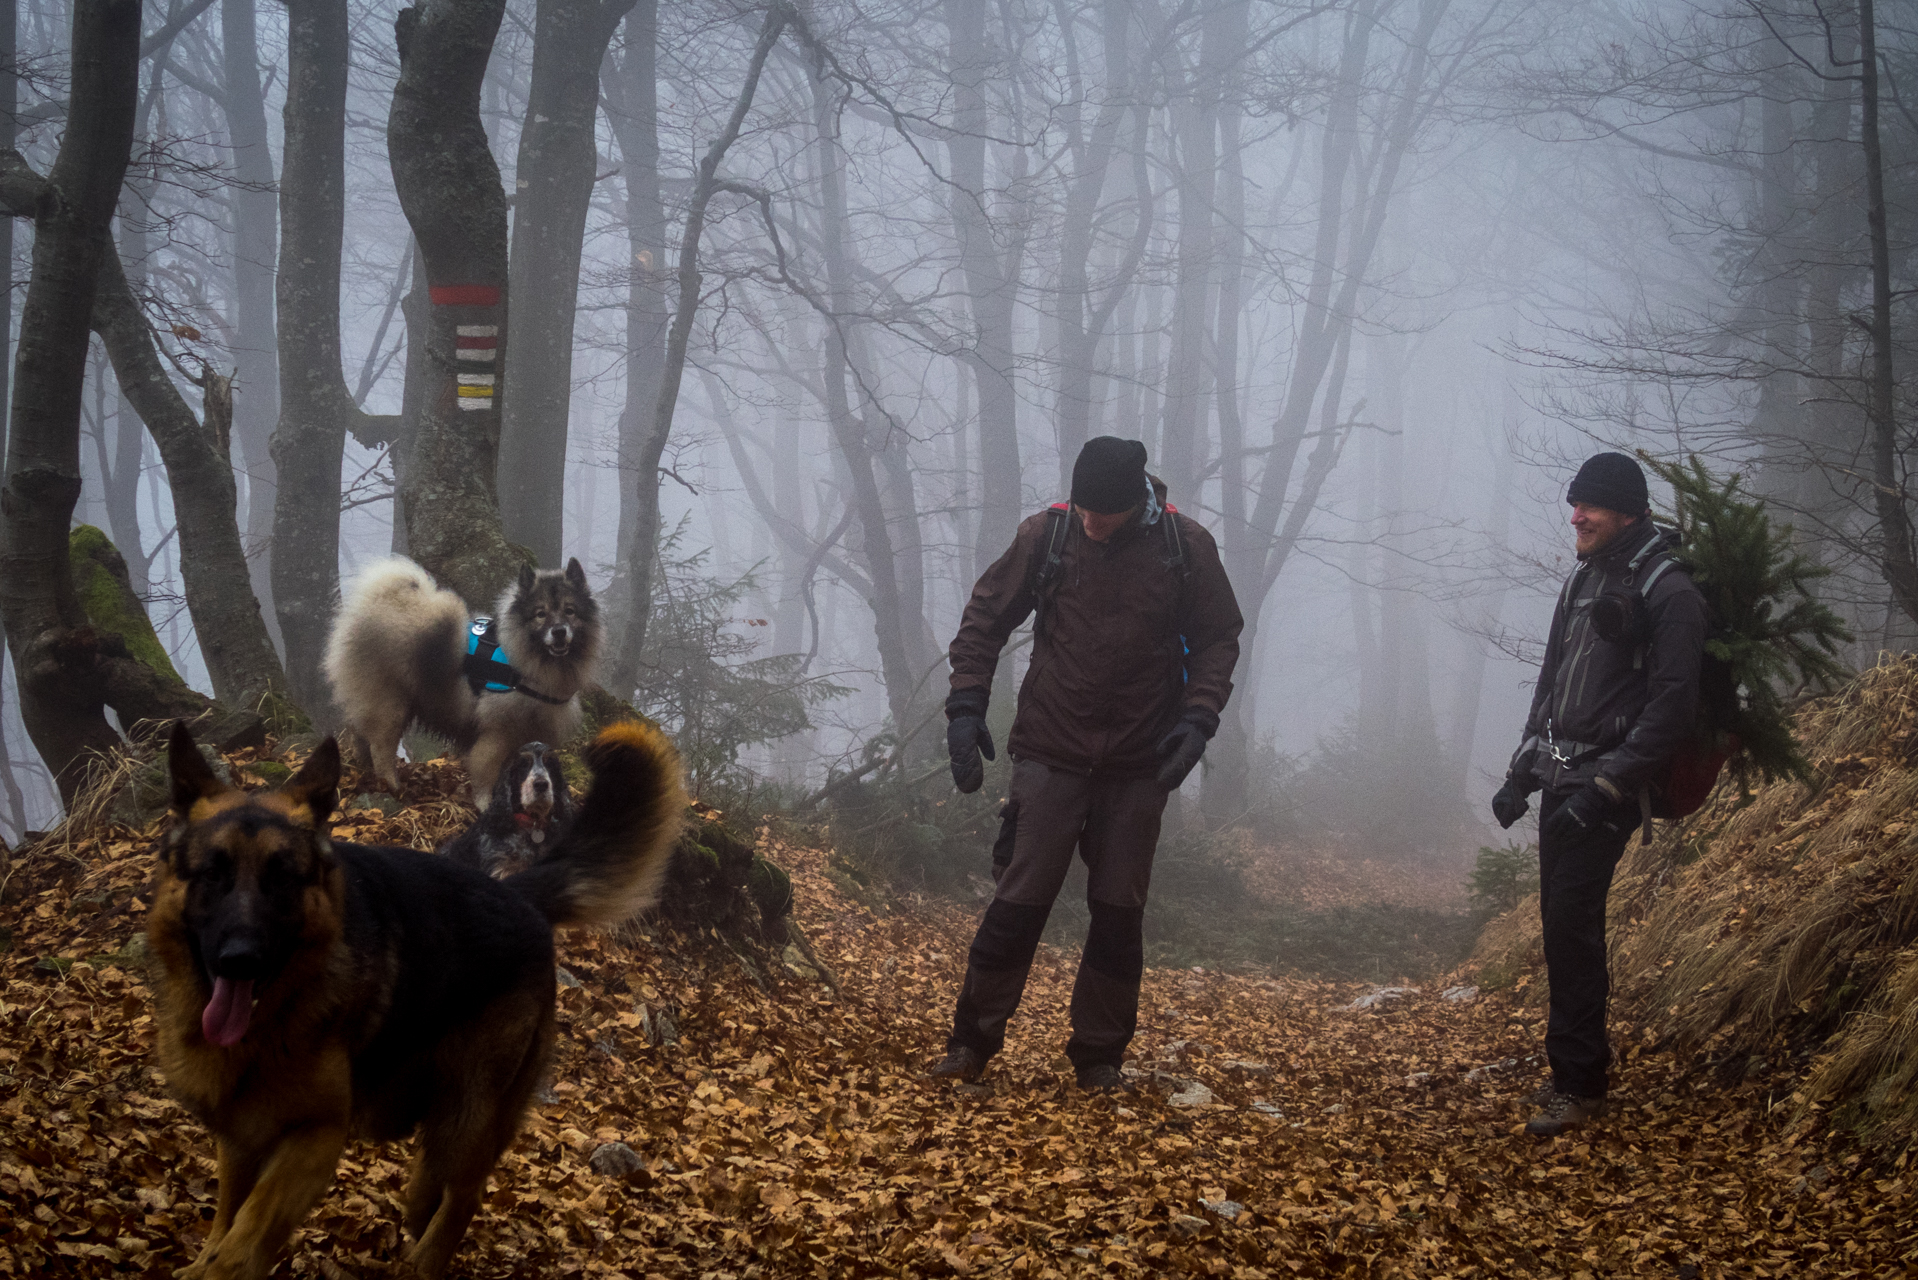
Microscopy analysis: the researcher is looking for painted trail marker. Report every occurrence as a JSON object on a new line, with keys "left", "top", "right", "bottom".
{"left": 431, "top": 284, "right": 501, "bottom": 412}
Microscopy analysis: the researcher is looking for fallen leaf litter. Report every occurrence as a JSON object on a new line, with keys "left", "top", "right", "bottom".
{"left": 2, "top": 757, "right": 1914, "bottom": 1277}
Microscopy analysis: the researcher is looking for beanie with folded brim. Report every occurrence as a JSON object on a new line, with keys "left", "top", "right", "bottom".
{"left": 1567, "top": 451, "right": 1650, "bottom": 516}
{"left": 1071, "top": 436, "right": 1149, "bottom": 514}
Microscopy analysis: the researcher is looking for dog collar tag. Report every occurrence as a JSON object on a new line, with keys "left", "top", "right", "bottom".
{"left": 530, "top": 830, "right": 544, "bottom": 844}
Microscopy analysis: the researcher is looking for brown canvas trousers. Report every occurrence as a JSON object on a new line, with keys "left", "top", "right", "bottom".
{"left": 947, "top": 758, "right": 1169, "bottom": 1070}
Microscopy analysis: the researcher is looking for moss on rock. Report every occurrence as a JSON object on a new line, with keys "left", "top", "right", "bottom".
{"left": 69, "top": 525, "right": 179, "bottom": 682}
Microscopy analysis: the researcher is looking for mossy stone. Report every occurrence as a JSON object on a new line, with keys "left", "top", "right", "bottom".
{"left": 69, "top": 525, "right": 179, "bottom": 681}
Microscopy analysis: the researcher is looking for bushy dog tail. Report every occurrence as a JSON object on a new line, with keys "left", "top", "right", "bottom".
{"left": 324, "top": 556, "right": 467, "bottom": 691}
{"left": 508, "top": 722, "right": 685, "bottom": 929}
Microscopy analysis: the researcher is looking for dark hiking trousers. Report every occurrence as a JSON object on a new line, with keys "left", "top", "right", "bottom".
{"left": 947, "top": 758, "right": 1169, "bottom": 1071}
{"left": 1537, "top": 789, "right": 1638, "bottom": 1098}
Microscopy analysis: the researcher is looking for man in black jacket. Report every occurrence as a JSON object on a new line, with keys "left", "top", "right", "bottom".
{"left": 1492, "top": 452, "right": 1707, "bottom": 1137}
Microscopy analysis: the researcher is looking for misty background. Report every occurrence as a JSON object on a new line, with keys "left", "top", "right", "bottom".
{"left": 0, "top": 0, "right": 1911, "bottom": 919}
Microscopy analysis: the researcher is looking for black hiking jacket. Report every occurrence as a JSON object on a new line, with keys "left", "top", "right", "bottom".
{"left": 1510, "top": 519, "right": 1709, "bottom": 797}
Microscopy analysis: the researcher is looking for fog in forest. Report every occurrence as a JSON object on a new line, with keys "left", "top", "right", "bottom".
{"left": 0, "top": 0, "right": 1911, "bottom": 943}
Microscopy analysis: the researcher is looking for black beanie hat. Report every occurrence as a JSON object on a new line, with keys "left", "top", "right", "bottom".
{"left": 1071, "top": 436, "right": 1149, "bottom": 514}
{"left": 1567, "top": 452, "right": 1650, "bottom": 516}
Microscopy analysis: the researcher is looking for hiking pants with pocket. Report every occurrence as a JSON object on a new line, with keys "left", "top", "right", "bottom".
{"left": 946, "top": 758, "right": 1168, "bottom": 1071}
{"left": 1537, "top": 789, "right": 1638, "bottom": 1098}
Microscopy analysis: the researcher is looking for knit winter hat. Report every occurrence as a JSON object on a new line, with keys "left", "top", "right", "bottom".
{"left": 1567, "top": 452, "right": 1650, "bottom": 516}
{"left": 1071, "top": 437, "right": 1149, "bottom": 514}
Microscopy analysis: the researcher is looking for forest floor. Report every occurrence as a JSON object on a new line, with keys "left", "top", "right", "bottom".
{"left": 3, "top": 774, "right": 1915, "bottom": 1278}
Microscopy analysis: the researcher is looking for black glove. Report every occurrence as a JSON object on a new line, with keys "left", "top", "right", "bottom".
{"left": 945, "top": 691, "right": 995, "bottom": 794}
{"left": 1543, "top": 782, "right": 1623, "bottom": 841}
{"left": 1491, "top": 776, "right": 1533, "bottom": 829}
{"left": 1155, "top": 707, "right": 1218, "bottom": 790}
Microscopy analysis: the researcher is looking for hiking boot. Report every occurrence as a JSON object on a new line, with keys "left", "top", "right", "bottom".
{"left": 1076, "top": 1064, "right": 1133, "bottom": 1094}
{"left": 1522, "top": 1083, "right": 1557, "bottom": 1108}
{"left": 1525, "top": 1092, "right": 1608, "bottom": 1137}
{"left": 929, "top": 1045, "right": 986, "bottom": 1083}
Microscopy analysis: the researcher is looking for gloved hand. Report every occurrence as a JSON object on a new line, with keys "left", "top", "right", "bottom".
{"left": 1155, "top": 707, "right": 1219, "bottom": 790}
{"left": 946, "top": 691, "right": 995, "bottom": 794}
{"left": 1491, "top": 776, "right": 1534, "bottom": 829}
{"left": 1543, "top": 782, "right": 1623, "bottom": 840}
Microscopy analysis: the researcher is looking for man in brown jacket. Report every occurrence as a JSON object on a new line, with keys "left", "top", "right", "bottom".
{"left": 931, "top": 437, "right": 1243, "bottom": 1091}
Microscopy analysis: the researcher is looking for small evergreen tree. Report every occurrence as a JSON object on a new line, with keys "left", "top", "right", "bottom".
{"left": 1467, "top": 841, "right": 1538, "bottom": 917}
{"left": 634, "top": 520, "right": 851, "bottom": 794}
{"left": 1640, "top": 453, "right": 1852, "bottom": 785}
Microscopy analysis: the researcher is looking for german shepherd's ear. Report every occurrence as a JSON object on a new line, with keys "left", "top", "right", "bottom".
{"left": 281, "top": 737, "right": 342, "bottom": 828}
{"left": 564, "top": 557, "right": 587, "bottom": 589}
{"left": 168, "top": 721, "right": 228, "bottom": 815}
{"left": 518, "top": 561, "right": 538, "bottom": 595}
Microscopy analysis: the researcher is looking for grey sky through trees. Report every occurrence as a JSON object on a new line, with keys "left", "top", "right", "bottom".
{"left": 0, "top": 0, "right": 1911, "bottom": 854}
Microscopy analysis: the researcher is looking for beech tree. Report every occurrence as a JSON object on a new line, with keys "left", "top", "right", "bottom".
{"left": 218, "top": 0, "right": 280, "bottom": 625}
{"left": 271, "top": 0, "right": 401, "bottom": 712}
{"left": 386, "top": 0, "right": 523, "bottom": 610}
{"left": 0, "top": 0, "right": 188, "bottom": 799}
{"left": 496, "top": 0, "right": 639, "bottom": 566}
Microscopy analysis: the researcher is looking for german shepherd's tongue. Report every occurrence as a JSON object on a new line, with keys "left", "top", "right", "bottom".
{"left": 202, "top": 978, "right": 255, "bottom": 1047}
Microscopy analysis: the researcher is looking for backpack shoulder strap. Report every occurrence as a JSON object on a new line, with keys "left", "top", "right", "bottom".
{"left": 1030, "top": 504, "right": 1073, "bottom": 637}
{"left": 1637, "top": 554, "right": 1681, "bottom": 599}
{"left": 1033, "top": 504, "right": 1072, "bottom": 596}
{"left": 1161, "top": 503, "right": 1189, "bottom": 582}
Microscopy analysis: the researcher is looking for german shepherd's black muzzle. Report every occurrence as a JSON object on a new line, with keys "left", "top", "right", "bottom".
{"left": 171, "top": 811, "right": 331, "bottom": 1047}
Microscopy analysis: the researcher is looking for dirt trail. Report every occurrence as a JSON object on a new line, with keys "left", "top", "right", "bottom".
{"left": 2, "top": 791, "right": 1913, "bottom": 1277}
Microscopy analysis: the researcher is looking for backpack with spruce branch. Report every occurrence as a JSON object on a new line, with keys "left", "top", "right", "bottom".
{"left": 1637, "top": 453, "right": 1851, "bottom": 816}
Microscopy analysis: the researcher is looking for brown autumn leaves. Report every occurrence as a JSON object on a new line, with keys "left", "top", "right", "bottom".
{"left": 3, "top": 753, "right": 1916, "bottom": 1278}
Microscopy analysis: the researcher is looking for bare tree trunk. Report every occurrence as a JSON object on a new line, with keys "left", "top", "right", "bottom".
{"left": 0, "top": 0, "right": 154, "bottom": 799}
{"left": 877, "top": 419, "right": 939, "bottom": 673}
{"left": 0, "top": 0, "right": 11, "bottom": 482}
{"left": 0, "top": 0, "right": 18, "bottom": 831}
{"left": 808, "top": 62, "right": 928, "bottom": 733}
{"left": 496, "top": 0, "right": 638, "bottom": 564}
{"left": 221, "top": 0, "right": 283, "bottom": 639}
{"left": 1748, "top": 55, "right": 1802, "bottom": 505}
{"left": 89, "top": 247, "right": 288, "bottom": 706}
{"left": 1445, "top": 400, "right": 1515, "bottom": 797}
{"left": 272, "top": 0, "right": 402, "bottom": 713}
{"left": 1857, "top": 0, "right": 1916, "bottom": 623}
{"left": 97, "top": 366, "right": 148, "bottom": 595}
{"left": 1052, "top": 0, "right": 1142, "bottom": 489}
{"left": 1158, "top": 45, "right": 1223, "bottom": 501}
{"left": 391, "top": 246, "right": 428, "bottom": 555}
{"left": 600, "top": 0, "right": 667, "bottom": 669}
{"left": 387, "top": 0, "right": 523, "bottom": 610}
{"left": 945, "top": 0, "right": 1025, "bottom": 575}
{"left": 1199, "top": 30, "right": 1252, "bottom": 823}
{"left": 1802, "top": 14, "right": 1862, "bottom": 539}
{"left": 602, "top": 3, "right": 786, "bottom": 696}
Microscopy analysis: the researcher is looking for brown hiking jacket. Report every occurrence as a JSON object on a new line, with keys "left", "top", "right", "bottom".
{"left": 949, "top": 483, "right": 1244, "bottom": 776}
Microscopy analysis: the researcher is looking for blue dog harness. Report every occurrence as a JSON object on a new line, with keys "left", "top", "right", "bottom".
{"left": 461, "top": 618, "right": 569, "bottom": 705}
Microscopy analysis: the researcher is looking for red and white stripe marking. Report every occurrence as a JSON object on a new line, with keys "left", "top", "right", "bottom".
{"left": 455, "top": 327, "right": 497, "bottom": 410}
{"left": 430, "top": 284, "right": 501, "bottom": 412}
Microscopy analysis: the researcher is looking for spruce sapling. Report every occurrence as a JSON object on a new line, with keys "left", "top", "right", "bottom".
{"left": 1640, "top": 452, "right": 1851, "bottom": 787}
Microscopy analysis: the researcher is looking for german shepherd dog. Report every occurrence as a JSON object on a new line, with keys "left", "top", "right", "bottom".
{"left": 147, "top": 720, "right": 683, "bottom": 1280}
{"left": 439, "top": 741, "right": 574, "bottom": 878}
{"left": 324, "top": 556, "right": 602, "bottom": 795}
